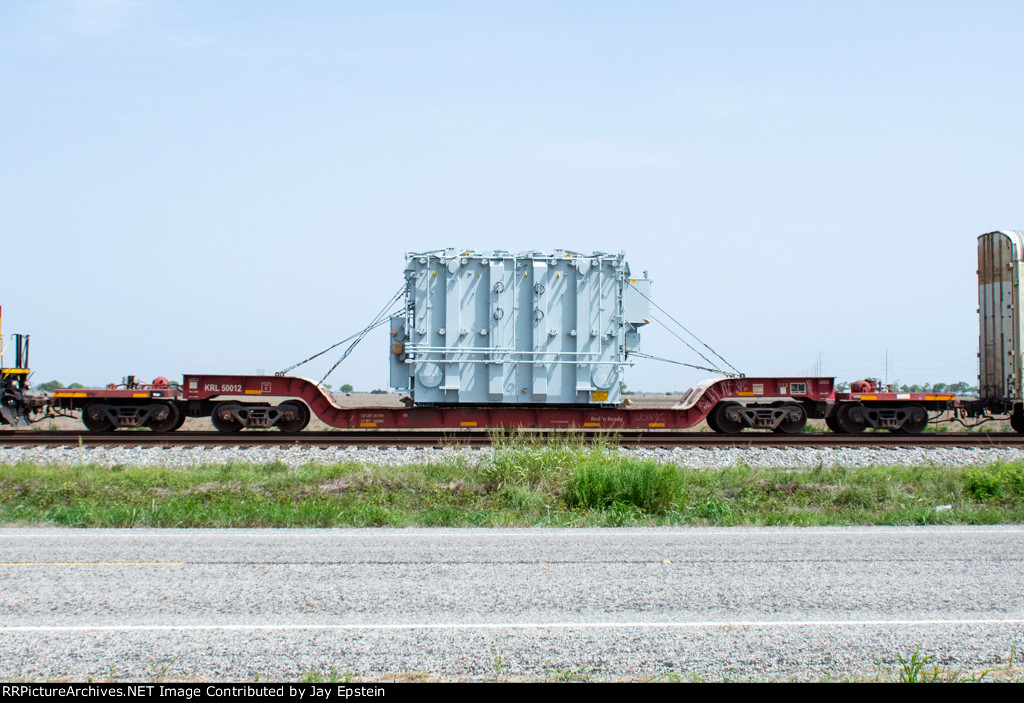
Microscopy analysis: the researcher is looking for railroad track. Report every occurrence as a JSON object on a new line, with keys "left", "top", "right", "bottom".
{"left": 1, "top": 430, "right": 1023, "bottom": 448}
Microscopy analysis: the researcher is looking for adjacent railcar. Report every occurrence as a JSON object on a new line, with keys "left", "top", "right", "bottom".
{"left": 977, "top": 230, "right": 1024, "bottom": 430}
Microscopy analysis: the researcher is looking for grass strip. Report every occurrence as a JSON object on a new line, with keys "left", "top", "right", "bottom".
{"left": 1, "top": 442, "right": 1023, "bottom": 527}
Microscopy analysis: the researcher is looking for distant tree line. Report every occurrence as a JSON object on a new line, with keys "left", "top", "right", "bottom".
{"left": 895, "top": 381, "right": 976, "bottom": 394}
{"left": 34, "top": 380, "right": 84, "bottom": 391}
{"left": 835, "top": 380, "right": 978, "bottom": 394}
{"left": 322, "top": 383, "right": 389, "bottom": 394}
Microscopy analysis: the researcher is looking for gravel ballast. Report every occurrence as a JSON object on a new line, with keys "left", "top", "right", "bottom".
{"left": 2, "top": 444, "right": 1024, "bottom": 469}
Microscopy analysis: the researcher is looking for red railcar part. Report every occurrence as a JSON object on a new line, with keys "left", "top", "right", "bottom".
{"left": 182, "top": 374, "right": 836, "bottom": 430}
{"left": 51, "top": 387, "right": 183, "bottom": 401}
{"left": 835, "top": 391, "right": 957, "bottom": 404}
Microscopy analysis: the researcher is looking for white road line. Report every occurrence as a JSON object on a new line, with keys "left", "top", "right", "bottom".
{"left": 4, "top": 618, "right": 1024, "bottom": 633}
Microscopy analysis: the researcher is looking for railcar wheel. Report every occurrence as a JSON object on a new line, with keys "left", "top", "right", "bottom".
{"left": 837, "top": 403, "right": 869, "bottom": 434}
{"left": 276, "top": 401, "right": 310, "bottom": 433}
{"left": 824, "top": 410, "right": 843, "bottom": 433}
{"left": 705, "top": 406, "right": 722, "bottom": 432}
{"left": 896, "top": 404, "right": 928, "bottom": 434}
{"left": 146, "top": 402, "right": 180, "bottom": 432}
{"left": 773, "top": 403, "right": 807, "bottom": 434}
{"left": 712, "top": 402, "right": 745, "bottom": 434}
{"left": 1011, "top": 410, "right": 1024, "bottom": 434}
{"left": 211, "top": 403, "right": 243, "bottom": 433}
{"left": 81, "top": 403, "right": 114, "bottom": 432}
{"left": 170, "top": 412, "right": 188, "bottom": 431}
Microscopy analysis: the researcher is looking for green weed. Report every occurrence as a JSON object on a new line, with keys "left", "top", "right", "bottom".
{"left": 487, "top": 646, "right": 506, "bottom": 680}
{"left": 963, "top": 463, "right": 1024, "bottom": 502}
{"left": 545, "top": 664, "right": 592, "bottom": 682}
{"left": 299, "top": 667, "right": 353, "bottom": 683}
{"left": 563, "top": 459, "right": 681, "bottom": 513}
{"left": 896, "top": 647, "right": 938, "bottom": 683}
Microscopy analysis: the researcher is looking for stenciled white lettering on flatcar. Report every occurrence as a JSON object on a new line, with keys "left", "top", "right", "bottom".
{"left": 204, "top": 384, "right": 242, "bottom": 393}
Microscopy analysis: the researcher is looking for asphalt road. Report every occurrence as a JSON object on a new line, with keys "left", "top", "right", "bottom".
{"left": 1, "top": 527, "right": 1022, "bottom": 681}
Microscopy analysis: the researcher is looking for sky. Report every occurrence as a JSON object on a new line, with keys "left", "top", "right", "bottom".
{"left": 2, "top": 0, "right": 1022, "bottom": 393}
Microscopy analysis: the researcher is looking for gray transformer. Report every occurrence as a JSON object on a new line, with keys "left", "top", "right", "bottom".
{"left": 389, "top": 249, "right": 651, "bottom": 405}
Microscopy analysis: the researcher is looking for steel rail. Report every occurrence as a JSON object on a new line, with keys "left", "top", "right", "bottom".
{"left": 1, "top": 430, "right": 1024, "bottom": 449}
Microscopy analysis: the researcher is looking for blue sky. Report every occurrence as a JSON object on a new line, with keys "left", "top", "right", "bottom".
{"left": 2, "top": 1, "right": 1022, "bottom": 391}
